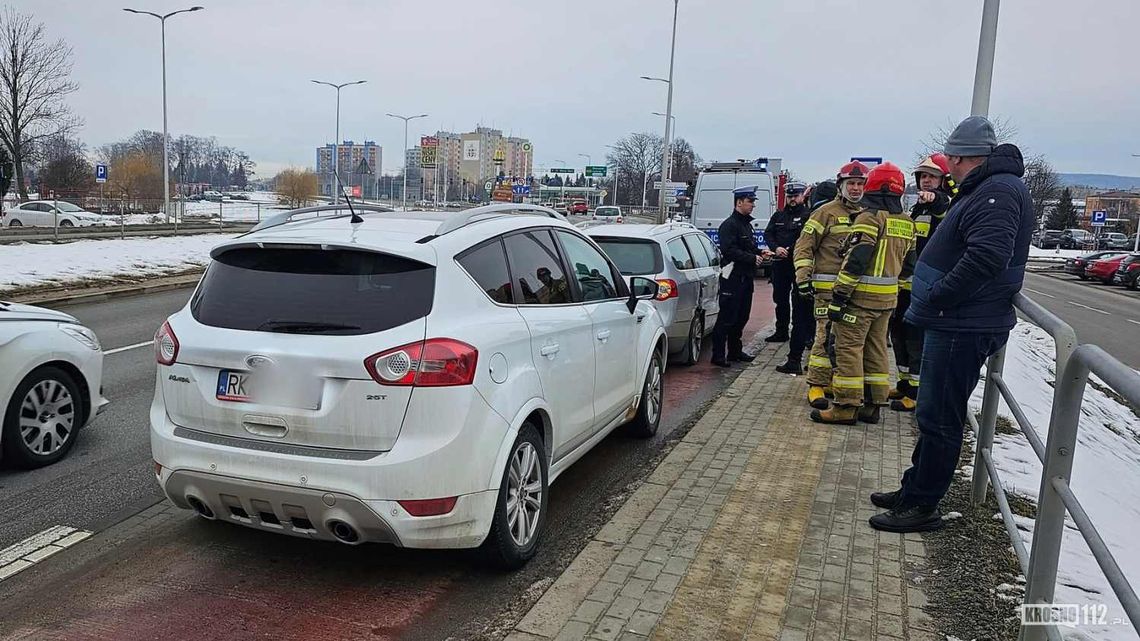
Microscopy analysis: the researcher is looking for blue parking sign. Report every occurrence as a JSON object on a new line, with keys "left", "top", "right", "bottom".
{"left": 96, "top": 164, "right": 108, "bottom": 183}
{"left": 1091, "top": 210, "right": 1107, "bottom": 226}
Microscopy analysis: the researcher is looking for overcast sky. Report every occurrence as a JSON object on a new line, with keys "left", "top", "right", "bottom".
{"left": 16, "top": 0, "right": 1140, "bottom": 182}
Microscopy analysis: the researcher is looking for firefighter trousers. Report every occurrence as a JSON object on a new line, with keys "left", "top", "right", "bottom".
{"left": 830, "top": 306, "right": 892, "bottom": 407}
{"left": 889, "top": 291, "right": 924, "bottom": 400}
{"left": 806, "top": 295, "right": 833, "bottom": 387}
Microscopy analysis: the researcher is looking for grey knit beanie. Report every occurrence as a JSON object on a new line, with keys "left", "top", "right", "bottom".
{"left": 943, "top": 116, "right": 997, "bottom": 157}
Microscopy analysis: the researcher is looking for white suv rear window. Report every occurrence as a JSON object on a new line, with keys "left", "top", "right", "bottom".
{"left": 191, "top": 247, "right": 434, "bottom": 335}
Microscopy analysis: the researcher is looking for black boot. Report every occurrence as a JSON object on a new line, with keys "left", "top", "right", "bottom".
{"left": 729, "top": 352, "right": 756, "bottom": 362}
{"left": 857, "top": 405, "right": 881, "bottom": 424}
{"left": 870, "top": 489, "right": 901, "bottom": 509}
{"left": 710, "top": 355, "right": 731, "bottom": 368}
{"left": 869, "top": 505, "right": 944, "bottom": 533}
{"left": 775, "top": 357, "right": 802, "bottom": 375}
{"left": 764, "top": 331, "right": 789, "bottom": 343}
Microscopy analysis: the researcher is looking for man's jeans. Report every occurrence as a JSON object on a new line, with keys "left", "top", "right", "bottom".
{"left": 899, "top": 329, "right": 1009, "bottom": 508}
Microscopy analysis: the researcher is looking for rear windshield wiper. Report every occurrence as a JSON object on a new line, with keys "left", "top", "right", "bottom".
{"left": 256, "top": 320, "right": 362, "bottom": 334}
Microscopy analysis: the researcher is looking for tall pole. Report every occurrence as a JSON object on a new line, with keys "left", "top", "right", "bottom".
{"left": 124, "top": 7, "right": 204, "bottom": 223}
{"left": 658, "top": 0, "right": 679, "bottom": 224}
{"left": 313, "top": 80, "right": 366, "bottom": 205}
{"left": 578, "top": 153, "right": 592, "bottom": 204}
{"left": 653, "top": 112, "right": 677, "bottom": 182}
{"left": 387, "top": 113, "right": 428, "bottom": 211}
{"left": 971, "top": 0, "right": 1000, "bottom": 117}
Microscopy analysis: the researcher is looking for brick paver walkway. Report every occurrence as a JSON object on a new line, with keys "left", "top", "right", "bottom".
{"left": 509, "top": 345, "right": 941, "bottom": 641}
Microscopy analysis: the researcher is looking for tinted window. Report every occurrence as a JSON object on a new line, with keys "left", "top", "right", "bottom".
{"left": 191, "top": 247, "right": 434, "bottom": 335}
{"left": 592, "top": 238, "right": 663, "bottom": 275}
{"left": 595, "top": 207, "right": 621, "bottom": 217}
{"left": 557, "top": 231, "right": 621, "bottom": 302}
{"left": 503, "top": 230, "right": 571, "bottom": 305}
{"left": 457, "top": 239, "right": 513, "bottom": 304}
{"left": 666, "top": 238, "right": 694, "bottom": 270}
{"left": 683, "top": 234, "right": 712, "bottom": 268}
{"left": 696, "top": 233, "right": 721, "bottom": 266}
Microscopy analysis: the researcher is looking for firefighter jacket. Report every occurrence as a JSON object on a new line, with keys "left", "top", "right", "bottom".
{"left": 831, "top": 194, "right": 917, "bottom": 311}
{"left": 792, "top": 197, "right": 861, "bottom": 298}
{"left": 900, "top": 188, "right": 951, "bottom": 291}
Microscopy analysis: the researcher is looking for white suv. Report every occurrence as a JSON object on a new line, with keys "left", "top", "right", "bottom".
{"left": 150, "top": 203, "right": 667, "bottom": 567}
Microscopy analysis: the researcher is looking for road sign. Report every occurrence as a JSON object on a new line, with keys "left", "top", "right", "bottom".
{"left": 851, "top": 156, "right": 883, "bottom": 166}
{"left": 1091, "top": 210, "right": 1108, "bottom": 227}
{"left": 512, "top": 185, "right": 531, "bottom": 195}
{"left": 96, "top": 164, "right": 108, "bottom": 183}
{"left": 521, "top": 142, "right": 532, "bottom": 153}
{"left": 484, "top": 180, "right": 493, "bottom": 191}
{"left": 585, "top": 165, "right": 607, "bottom": 177}
{"left": 599, "top": 190, "right": 608, "bottom": 198}
{"left": 664, "top": 196, "right": 678, "bottom": 205}
{"left": 654, "top": 181, "right": 686, "bottom": 190}
{"left": 550, "top": 168, "right": 575, "bottom": 174}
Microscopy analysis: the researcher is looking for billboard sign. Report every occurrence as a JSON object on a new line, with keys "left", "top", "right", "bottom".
{"left": 420, "top": 146, "right": 437, "bottom": 169}
{"left": 463, "top": 140, "right": 480, "bottom": 161}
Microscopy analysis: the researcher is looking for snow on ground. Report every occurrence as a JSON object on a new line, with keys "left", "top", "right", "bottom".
{"left": 1028, "top": 247, "right": 1088, "bottom": 262}
{"left": 0, "top": 234, "right": 232, "bottom": 294}
{"left": 974, "top": 321, "right": 1140, "bottom": 639}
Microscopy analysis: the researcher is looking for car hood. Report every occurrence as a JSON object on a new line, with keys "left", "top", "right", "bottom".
{"left": 0, "top": 301, "right": 79, "bottom": 323}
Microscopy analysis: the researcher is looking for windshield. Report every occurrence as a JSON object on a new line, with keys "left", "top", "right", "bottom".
{"left": 55, "top": 202, "right": 86, "bottom": 213}
{"left": 592, "top": 238, "right": 663, "bottom": 275}
{"left": 192, "top": 247, "right": 435, "bottom": 335}
{"left": 595, "top": 207, "right": 620, "bottom": 217}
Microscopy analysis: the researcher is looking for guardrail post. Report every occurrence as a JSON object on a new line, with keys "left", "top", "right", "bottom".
{"left": 972, "top": 345, "right": 1007, "bottom": 505}
{"left": 218, "top": 201, "right": 223, "bottom": 230}
{"left": 1020, "top": 351, "right": 1089, "bottom": 641}
{"left": 257, "top": 202, "right": 261, "bottom": 223}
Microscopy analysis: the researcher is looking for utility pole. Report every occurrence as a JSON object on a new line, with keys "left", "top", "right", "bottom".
{"left": 312, "top": 79, "right": 367, "bottom": 205}
{"left": 970, "top": 0, "right": 1001, "bottom": 117}
{"left": 387, "top": 112, "right": 428, "bottom": 211}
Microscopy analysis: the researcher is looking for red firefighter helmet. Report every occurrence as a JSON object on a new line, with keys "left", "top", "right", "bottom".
{"left": 914, "top": 153, "right": 951, "bottom": 179}
{"left": 837, "top": 160, "right": 869, "bottom": 182}
{"left": 864, "top": 162, "right": 906, "bottom": 196}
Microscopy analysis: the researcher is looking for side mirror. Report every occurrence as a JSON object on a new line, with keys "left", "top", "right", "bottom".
{"left": 627, "top": 276, "right": 657, "bottom": 313}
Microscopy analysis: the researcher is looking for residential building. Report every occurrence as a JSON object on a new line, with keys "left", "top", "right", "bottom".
{"left": 1085, "top": 191, "right": 1140, "bottom": 232}
{"left": 315, "top": 140, "right": 382, "bottom": 199}
{"left": 410, "top": 127, "right": 533, "bottom": 200}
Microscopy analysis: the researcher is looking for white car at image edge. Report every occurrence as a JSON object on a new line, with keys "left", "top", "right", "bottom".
{"left": 2, "top": 200, "right": 110, "bottom": 228}
{"left": 150, "top": 202, "right": 668, "bottom": 567}
{"left": 0, "top": 301, "right": 109, "bottom": 468}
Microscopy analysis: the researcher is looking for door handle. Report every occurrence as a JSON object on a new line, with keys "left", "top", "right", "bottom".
{"left": 596, "top": 329, "right": 612, "bottom": 343}
{"left": 540, "top": 344, "right": 560, "bottom": 358}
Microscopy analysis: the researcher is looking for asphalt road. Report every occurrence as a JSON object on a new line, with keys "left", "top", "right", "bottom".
{"left": 1020, "top": 272, "right": 1140, "bottom": 369}
{"left": 0, "top": 284, "right": 775, "bottom": 641}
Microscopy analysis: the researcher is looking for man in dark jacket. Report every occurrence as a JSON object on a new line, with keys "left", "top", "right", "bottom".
{"left": 869, "top": 116, "right": 1034, "bottom": 533}
{"left": 765, "top": 182, "right": 815, "bottom": 374}
{"left": 710, "top": 186, "right": 764, "bottom": 367}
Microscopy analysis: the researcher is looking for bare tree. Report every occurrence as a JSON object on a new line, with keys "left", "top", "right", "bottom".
{"left": 667, "top": 137, "right": 702, "bottom": 183}
{"left": 37, "top": 133, "right": 92, "bottom": 196}
{"left": 605, "top": 132, "right": 663, "bottom": 207}
{"left": 275, "top": 168, "right": 318, "bottom": 208}
{"left": 1023, "top": 154, "right": 1061, "bottom": 225}
{"left": 0, "top": 8, "right": 79, "bottom": 200}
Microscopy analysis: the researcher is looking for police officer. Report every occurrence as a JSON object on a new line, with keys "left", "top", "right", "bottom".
{"left": 765, "top": 182, "right": 815, "bottom": 374}
{"left": 710, "top": 186, "right": 764, "bottom": 367}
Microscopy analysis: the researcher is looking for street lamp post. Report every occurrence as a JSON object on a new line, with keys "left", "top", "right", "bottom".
{"left": 970, "top": 0, "right": 1000, "bottom": 117}
{"left": 604, "top": 144, "right": 621, "bottom": 208}
{"left": 640, "top": 0, "right": 679, "bottom": 224}
{"left": 652, "top": 111, "right": 677, "bottom": 182}
{"left": 577, "top": 153, "right": 592, "bottom": 203}
{"left": 123, "top": 5, "right": 204, "bottom": 224}
{"left": 387, "top": 113, "right": 428, "bottom": 211}
{"left": 312, "top": 80, "right": 366, "bottom": 205}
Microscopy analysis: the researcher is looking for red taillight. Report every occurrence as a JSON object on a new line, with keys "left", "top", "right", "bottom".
{"left": 155, "top": 321, "right": 179, "bottom": 366}
{"left": 655, "top": 279, "right": 679, "bottom": 301}
{"left": 364, "top": 338, "right": 478, "bottom": 387}
{"left": 398, "top": 496, "right": 458, "bottom": 517}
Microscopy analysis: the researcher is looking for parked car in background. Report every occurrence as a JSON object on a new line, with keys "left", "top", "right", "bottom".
{"left": 1098, "top": 232, "right": 1131, "bottom": 251}
{"left": 567, "top": 200, "right": 588, "bottom": 215}
{"left": 225, "top": 192, "right": 251, "bottom": 201}
{"left": 1113, "top": 254, "right": 1140, "bottom": 290}
{"left": 1085, "top": 253, "right": 1133, "bottom": 284}
{"left": 150, "top": 203, "right": 667, "bottom": 568}
{"left": 592, "top": 206, "right": 623, "bottom": 224}
{"left": 2, "top": 201, "right": 110, "bottom": 228}
{"left": 0, "top": 301, "right": 109, "bottom": 468}
{"left": 1064, "top": 251, "right": 1126, "bottom": 279}
{"left": 588, "top": 223, "right": 720, "bottom": 365}
{"left": 201, "top": 191, "right": 225, "bottom": 202}
{"left": 1060, "top": 228, "right": 1096, "bottom": 250}
{"left": 1034, "top": 229, "right": 1064, "bottom": 249}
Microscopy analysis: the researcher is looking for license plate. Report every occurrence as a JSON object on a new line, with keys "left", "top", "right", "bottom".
{"left": 216, "top": 369, "right": 321, "bottom": 409}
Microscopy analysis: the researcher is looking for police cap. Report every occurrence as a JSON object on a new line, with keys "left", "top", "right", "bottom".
{"left": 733, "top": 185, "right": 759, "bottom": 201}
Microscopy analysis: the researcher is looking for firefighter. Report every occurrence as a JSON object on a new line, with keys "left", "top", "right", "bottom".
{"left": 766, "top": 182, "right": 815, "bottom": 374}
{"left": 810, "top": 162, "right": 916, "bottom": 425}
{"left": 889, "top": 153, "right": 958, "bottom": 411}
{"left": 793, "top": 162, "right": 868, "bottom": 408}
{"left": 709, "top": 185, "right": 764, "bottom": 367}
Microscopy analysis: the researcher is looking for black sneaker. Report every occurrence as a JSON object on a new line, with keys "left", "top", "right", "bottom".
{"left": 764, "top": 333, "right": 789, "bottom": 343}
{"left": 729, "top": 352, "right": 756, "bottom": 363}
{"left": 775, "top": 360, "right": 802, "bottom": 375}
{"left": 870, "top": 489, "right": 901, "bottom": 509}
{"left": 869, "top": 505, "right": 944, "bottom": 533}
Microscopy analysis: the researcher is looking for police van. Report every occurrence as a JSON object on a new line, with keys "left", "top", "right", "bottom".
{"left": 691, "top": 158, "right": 784, "bottom": 252}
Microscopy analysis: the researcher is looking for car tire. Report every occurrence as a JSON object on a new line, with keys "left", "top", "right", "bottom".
{"left": 1078, "top": 274, "right": 1087, "bottom": 280}
{"left": 482, "top": 422, "right": 548, "bottom": 570}
{"left": 625, "top": 350, "right": 664, "bottom": 438}
{"left": 1128, "top": 277, "right": 1138, "bottom": 291}
{"left": 2, "top": 366, "right": 84, "bottom": 469}
{"left": 7, "top": 219, "right": 21, "bottom": 227}
{"left": 59, "top": 219, "right": 74, "bottom": 228}
{"left": 681, "top": 314, "right": 703, "bottom": 366}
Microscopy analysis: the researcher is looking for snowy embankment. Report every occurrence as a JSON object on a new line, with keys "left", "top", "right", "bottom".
{"left": 0, "top": 234, "right": 230, "bottom": 295}
{"left": 1027, "top": 246, "right": 1088, "bottom": 263}
{"left": 973, "top": 322, "right": 1140, "bottom": 639}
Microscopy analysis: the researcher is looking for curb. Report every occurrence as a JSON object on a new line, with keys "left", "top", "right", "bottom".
{"left": 4, "top": 272, "right": 203, "bottom": 308}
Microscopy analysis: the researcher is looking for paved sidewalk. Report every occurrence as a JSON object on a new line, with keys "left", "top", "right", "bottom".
{"left": 508, "top": 345, "right": 939, "bottom": 641}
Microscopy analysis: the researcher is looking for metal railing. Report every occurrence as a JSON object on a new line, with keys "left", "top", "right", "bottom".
{"left": 969, "top": 292, "right": 1140, "bottom": 640}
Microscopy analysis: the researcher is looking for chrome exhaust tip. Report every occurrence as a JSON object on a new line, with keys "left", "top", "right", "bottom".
{"left": 328, "top": 520, "right": 360, "bottom": 543}
{"left": 186, "top": 495, "right": 215, "bottom": 519}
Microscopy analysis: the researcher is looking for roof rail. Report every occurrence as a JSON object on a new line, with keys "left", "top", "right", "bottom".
{"left": 433, "top": 203, "right": 565, "bottom": 236}
{"left": 248, "top": 204, "right": 395, "bottom": 233}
